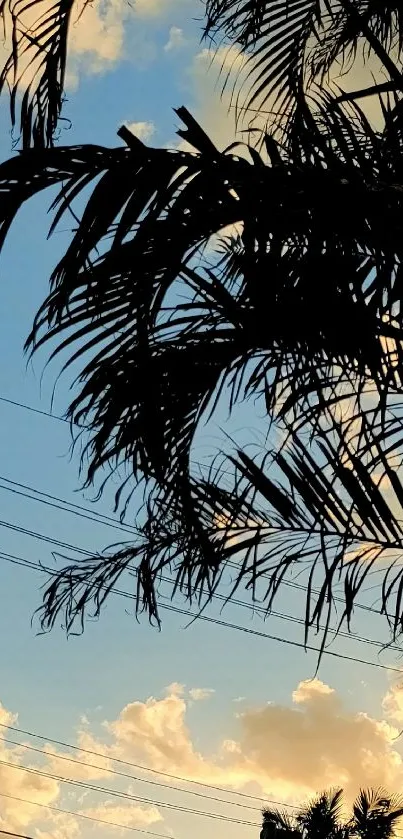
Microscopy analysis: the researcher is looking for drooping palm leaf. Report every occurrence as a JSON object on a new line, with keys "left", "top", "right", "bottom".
{"left": 0, "top": 70, "right": 403, "bottom": 646}
{"left": 34, "top": 383, "right": 403, "bottom": 647}
{"left": 0, "top": 96, "right": 401, "bottom": 640}
{"left": 0, "top": 0, "right": 90, "bottom": 148}
{"left": 203, "top": 0, "right": 403, "bottom": 125}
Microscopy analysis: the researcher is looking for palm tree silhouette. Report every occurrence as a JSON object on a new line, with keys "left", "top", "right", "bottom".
{"left": 261, "top": 790, "right": 403, "bottom": 839}
{"left": 0, "top": 3, "right": 402, "bottom": 649}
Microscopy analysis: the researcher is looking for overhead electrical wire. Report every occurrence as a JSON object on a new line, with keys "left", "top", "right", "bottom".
{"left": 0, "top": 393, "right": 402, "bottom": 670}
{"left": 0, "top": 756, "right": 260, "bottom": 827}
{"left": 0, "top": 734, "right": 263, "bottom": 813}
{"left": 0, "top": 393, "right": 384, "bottom": 621}
{"left": 0, "top": 792, "right": 193, "bottom": 838}
{"left": 0, "top": 395, "right": 402, "bottom": 835}
{"left": 0, "top": 545, "right": 401, "bottom": 673}
{"left": 0, "top": 722, "right": 290, "bottom": 809}
{"left": 0, "top": 474, "right": 136, "bottom": 535}
{"left": 0, "top": 487, "right": 394, "bottom": 656}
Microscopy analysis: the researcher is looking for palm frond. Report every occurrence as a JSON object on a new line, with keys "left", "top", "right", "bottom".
{"left": 204, "top": 0, "right": 321, "bottom": 120}
{"left": 33, "top": 391, "right": 403, "bottom": 650}
{"left": 203, "top": 0, "right": 403, "bottom": 130}
{"left": 0, "top": 0, "right": 91, "bottom": 148}
{"left": 351, "top": 789, "right": 403, "bottom": 839}
{"left": 0, "top": 102, "right": 401, "bottom": 642}
{"left": 262, "top": 809, "right": 301, "bottom": 839}
{"left": 297, "top": 790, "right": 344, "bottom": 839}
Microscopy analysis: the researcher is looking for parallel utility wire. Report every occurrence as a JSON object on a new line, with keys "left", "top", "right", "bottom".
{"left": 0, "top": 544, "right": 401, "bottom": 673}
{"left": 0, "top": 722, "right": 288, "bottom": 809}
{"left": 0, "top": 734, "right": 263, "bottom": 813}
{"left": 0, "top": 756, "right": 261, "bottom": 827}
{"left": 0, "top": 394, "right": 384, "bottom": 621}
{"left": 0, "top": 479, "right": 396, "bottom": 656}
{"left": 0, "top": 792, "right": 191, "bottom": 838}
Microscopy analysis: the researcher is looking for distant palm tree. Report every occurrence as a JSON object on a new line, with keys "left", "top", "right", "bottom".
{"left": 261, "top": 790, "right": 403, "bottom": 839}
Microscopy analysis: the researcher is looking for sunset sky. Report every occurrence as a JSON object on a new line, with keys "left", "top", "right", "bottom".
{"left": 0, "top": 5, "right": 401, "bottom": 839}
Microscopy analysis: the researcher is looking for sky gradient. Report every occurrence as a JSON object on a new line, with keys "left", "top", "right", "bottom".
{"left": 0, "top": 7, "right": 402, "bottom": 839}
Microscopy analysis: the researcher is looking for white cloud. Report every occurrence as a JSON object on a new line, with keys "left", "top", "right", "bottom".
{"left": 94, "top": 678, "right": 403, "bottom": 807}
{"left": 81, "top": 802, "right": 162, "bottom": 828}
{"left": 4, "top": 676, "right": 403, "bottom": 839}
{"left": 292, "top": 678, "right": 335, "bottom": 704}
{"left": 383, "top": 681, "right": 403, "bottom": 725}
{"left": 44, "top": 727, "right": 112, "bottom": 781}
{"left": 124, "top": 121, "right": 156, "bottom": 142}
{"left": 164, "top": 26, "right": 185, "bottom": 51}
{"left": 183, "top": 45, "right": 246, "bottom": 150}
{"left": 35, "top": 812, "right": 80, "bottom": 839}
{"left": 129, "top": 0, "right": 190, "bottom": 19}
{"left": 188, "top": 688, "right": 215, "bottom": 701}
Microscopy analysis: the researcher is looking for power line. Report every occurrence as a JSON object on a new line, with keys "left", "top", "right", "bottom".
{"left": 0, "top": 517, "right": 89, "bottom": 555}
{"left": 160, "top": 601, "right": 403, "bottom": 673}
{"left": 0, "top": 393, "right": 384, "bottom": 621}
{"left": 0, "top": 396, "right": 234, "bottom": 480}
{"left": 0, "top": 474, "right": 136, "bottom": 535}
{"left": 0, "top": 502, "right": 395, "bottom": 657}
{"left": 0, "top": 545, "right": 401, "bottom": 674}
{"left": 0, "top": 722, "right": 287, "bottom": 810}
{"left": 0, "top": 757, "right": 260, "bottom": 827}
{"left": 0, "top": 734, "right": 263, "bottom": 813}
{"left": 192, "top": 584, "right": 400, "bottom": 654}
{"left": 0, "top": 792, "right": 186, "bottom": 838}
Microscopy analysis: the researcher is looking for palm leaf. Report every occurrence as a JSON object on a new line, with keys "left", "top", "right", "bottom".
{"left": 351, "top": 789, "right": 403, "bottom": 839}
{"left": 203, "top": 0, "right": 403, "bottom": 130}
{"left": 296, "top": 790, "right": 344, "bottom": 839}
{"left": 0, "top": 0, "right": 90, "bottom": 147}
{"left": 0, "top": 101, "right": 403, "bottom": 643}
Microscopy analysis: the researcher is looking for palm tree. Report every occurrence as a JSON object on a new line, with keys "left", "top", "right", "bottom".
{"left": 261, "top": 790, "right": 403, "bottom": 839}
{"left": 0, "top": 0, "right": 402, "bottom": 649}
{"left": 0, "top": 0, "right": 402, "bottom": 148}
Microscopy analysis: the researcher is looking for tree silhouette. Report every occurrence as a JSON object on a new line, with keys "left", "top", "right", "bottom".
{"left": 261, "top": 789, "right": 403, "bottom": 839}
{"left": 0, "top": 2, "right": 402, "bottom": 648}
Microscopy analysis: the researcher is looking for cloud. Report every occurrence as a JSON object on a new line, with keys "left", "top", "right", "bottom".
{"left": 0, "top": 696, "right": 167, "bottom": 839}
{"left": 383, "top": 681, "right": 403, "bottom": 726}
{"left": 68, "top": 0, "right": 129, "bottom": 72}
{"left": 124, "top": 121, "right": 156, "bottom": 142}
{"left": 35, "top": 812, "right": 80, "bottom": 839}
{"left": 80, "top": 802, "right": 162, "bottom": 828}
{"left": 0, "top": 0, "right": 161, "bottom": 100}
{"left": 231, "top": 678, "right": 403, "bottom": 803}
{"left": 44, "top": 727, "right": 113, "bottom": 781}
{"left": 95, "top": 678, "right": 403, "bottom": 808}
{"left": 188, "top": 688, "right": 215, "bottom": 701}
{"left": 183, "top": 45, "right": 246, "bottom": 150}
{"left": 4, "top": 676, "right": 403, "bottom": 839}
{"left": 105, "top": 685, "right": 211, "bottom": 777}
{"left": 164, "top": 26, "right": 185, "bottom": 51}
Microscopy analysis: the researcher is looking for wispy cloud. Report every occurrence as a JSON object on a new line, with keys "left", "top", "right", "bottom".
{"left": 164, "top": 26, "right": 185, "bottom": 51}
{"left": 188, "top": 688, "right": 215, "bottom": 701}
{"left": 123, "top": 121, "right": 156, "bottom": 141}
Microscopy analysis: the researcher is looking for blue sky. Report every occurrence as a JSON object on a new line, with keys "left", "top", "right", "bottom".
{"left": 0, "top": 6, "right": 402, "bottom": 839}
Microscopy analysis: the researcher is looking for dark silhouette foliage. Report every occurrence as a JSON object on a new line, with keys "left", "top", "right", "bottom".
{"left": 0, "top": 1, "right": 402, "bottom": 649}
